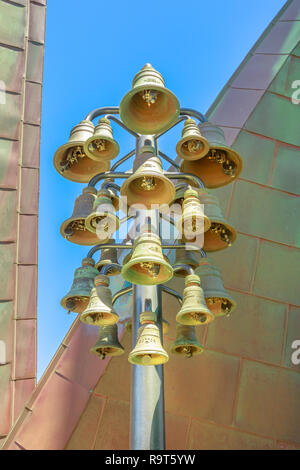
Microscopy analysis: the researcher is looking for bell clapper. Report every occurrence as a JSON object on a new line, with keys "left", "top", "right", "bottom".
{"left": 139, "top": 262, "right": 160, "bottom": 278}
{"left": 141, "top": 89, "right": 158, "bottom": 107}
{"left": 183, "top": 139, "right": 202, "bottom": 153}
{"left": 140, "top": 176, "right": 157, "bottom": 191}
{"left": 92, "top": 139, "right": 106, "bottom": 152}
{"left": 210, "top": 223, "right": 232, "bottom": 246}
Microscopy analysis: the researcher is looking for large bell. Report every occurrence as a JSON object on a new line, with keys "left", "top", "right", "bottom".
{"left": 171, "top": 324, "right": 203, "bottom": 357}
{"left": 121, "top": 228, "right": 173, "bottom": 285}
{"left": 125, "top": 317, "right": 169, "bottom": 335}
{"left": 119, "top": 63, "right": 180, "bottom": 134}
{"left": 200, "top": 190, "right": 237, "bottom": 251}
{"left": 85, "top": 188, "right": 120, "bottom": 243}
{"left": 120, "top": 153, "right": 175, "bottom": 209}
{"left": 195, "top": 258, "right": 236, "bottom": 317}
{"left": 60, "top": 187, "right": 101, "bottom": 246}
{"left": 176, "top": 274, "right": 215, "bottom": 326}
{"left": 128, "top": 312, "right": 169, "bottom": 366}
{"left": 176, "top": 119, "right": 210, "bottom": 161}
{"left": 90, "top": 324, "right": 124, "bottom": 359}
{"left": 60, "top": 258, "right": 99, "bottom": 314}
{"left": 96, "top": 239, "right": 119, "bottom": 275}
{"left": 181, "top": 122, "right": 243, "bottom": 188}
{"left": 84, "top": 118, "right": 119, "bottom": 162}
{"left": 53, "top": 120, "right": 110, "bottom": 183}
{"left": 80, "top": 274, "right": 119, "bottom": 325}
{"left": 173, "top": 243, "right": 199, "bottom": 277}
{"left": 176, "top": 188, "right": 211, "bottom": 240}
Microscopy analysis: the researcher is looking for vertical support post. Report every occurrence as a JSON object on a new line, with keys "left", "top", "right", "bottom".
{"left": 130, "top": 134, "right": 165, "bottom": 450}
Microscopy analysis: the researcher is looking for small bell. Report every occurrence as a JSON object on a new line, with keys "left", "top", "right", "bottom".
{"left": 173, "top": 243, "right": 199, "bottom": 277}
{"left": 84, "top": 118, "right": 119, "bottom": 162}
{"left": 53, "top": 120, "right": 110, "bottom": 183}
{"left": 176, "top": 119, "right": 210, "bottom": 161}
{"left": 80, "top": 274, "right": 119, "bottom": 325}
{"left": 171, "top": 324, "right": 203, "bottom": 357}
{"left": 120, "top": 153, "right": 175, "bottom": 209}
{"left": 195, "top": 258, "right": 236, "bottom": 317}
{"left": 60, "top": 187, "right": 100, "bottom": 246}
{"left": 85, "top": 188, "right": 120, "bottom": 243}
{"left": 96, "top": 239, "right": 119, "bottom": 275}
{"left": 121, "top": 227, "right": 173, "bottom": 285}
{"left": 176, "top": 188, "right": 211, "bottom": 240}
{"left": 180, "top": 122, "right": 243, "bottom": 188}
{"left": 60, "top": 258, "right": 99, "bottom": 314}
{"left": 125, "top": 317, "right": 169, "bottom": 335}
{"left": 90, "top": 324, "right": 124, "bottom": 360}
{"left": 200, "top": 191, "right": 236, "bottom": 251}
{"left": 119, "top": 63, "right": 180, "bottom": 134}
{"left": 176, "top": 274, "right": 215, "bottom": 325}
{"left": 128, "top": 312, "right": 169, "bottom": 366}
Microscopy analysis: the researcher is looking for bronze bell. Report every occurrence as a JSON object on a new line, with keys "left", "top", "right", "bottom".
{"left": 90, "top": 324, "right": 124, "bottom": 360}
{"left": 96, "top": 239, "right": 119, "bottom": 275}
{"left": 125, "top": 317, "right": 169, "bottom": 335}
{"left": 195, "top": 258, "right": 236, "bottom": 317}
{"left": 119, "top": 63, "right": 180, "bottom": 134}
{"left": 173, "top": 243, "right": 199, "bottom": 277}
{"left": 176, "top": 188, "right": 211, "bottom": 240}
{"left": 121, "top": 227, "right": 173, "bottom": 285}
{"left": 60, "top": 187, "right": 101, "bottom": 246}
{"left": 171, "top": 324, "right": 203, "bottom": 357}
{"left": 80, "top": 274, "right": 119, "bottom": 325}
{"left": 128, "top": 312, "right": 169, "bottom": 366}
{"left": 120, "top": 153, "right": 175, "bottom": 209}
{"left": 60, "top": 258, "right": 99, "bottom": 314}
{"left": 176, "top": 274, "right": 215, "bottom": 325}
{"left": 176, "top": 119, "right": 210, "bottom": 161}
{"left": 85, "top": 188, "right": 120, "bottom": 243}
{"left": 53, "top": 120, "right": 110, "bottom": 183}
{"left": 199, "top": 190, "right": 237, "bottom": 251}
{"left": 84, "top": 118, "right": 119, "bottom": 162}
{"left": 181, "top": 122, "right": 243, "bottom": 188}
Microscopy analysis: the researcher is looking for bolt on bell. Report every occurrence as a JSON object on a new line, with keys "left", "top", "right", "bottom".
{"left": 60, "top": 186, "right": 102, "bottom": 246}
{"left": 180, "top": 122, "right": 243, "bottom": 188}
{"left": 195, "top": 258, "right": 236, "bottom": 317}
{"left": 60, "top": 258, "right": 99, "bottom": 314}
{"left": 176, "top": 274, "right": 215, "bottom": 326}
{"left": 120, "top": 153, "right": 175, "bottom": 210}
{"left": 171, "top": 324, "right": 203, "bottom": 357}
{"left": 90, "top": 324, "right": 124, "bottom": 360}
{"left": 128, "top": 312, "right": 169, "bottom": 366}
{"left": 80, "top": 274, "right": 119, "bottom": 326}
{"left": 176, "top": 119, "right": 210, "bottom": 161}
{"left": 119, "top": 63, "right": 180, "bottom": 135}
{"left": 121, "top": 227, "right": 173, "bottom": 285}
{"left": 85, "top": 188, "right": 120, "bottom": 243}
{"left": 84, "top": 118, "right": 119, "bottom": 162}
{"left": 53, "top": 120, "right": 110, "bottom": 183}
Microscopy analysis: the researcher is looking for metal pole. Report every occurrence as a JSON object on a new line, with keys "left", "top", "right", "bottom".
{"left": 130, "top": 284, "right": 165, "bottom": 450}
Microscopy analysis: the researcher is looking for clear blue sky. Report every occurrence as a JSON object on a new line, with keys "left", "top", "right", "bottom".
{"left": 38, "top": 0, "right": 287, "bottom": 379}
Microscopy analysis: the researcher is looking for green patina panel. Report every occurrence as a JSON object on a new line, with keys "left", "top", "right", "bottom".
{"left": 269, "top": 54, "right": 300, "bottom": 99}
{"left": 0, "top": 189, "right": 17, "bottom": 241}
{"left": 232, "top": 130, "right": 276, "bottom": 185}
{"left": 229, "top": 180, "right": 300, "bottom": 247}
{"left": 0, "top": 138, "right": 19, "bottom": 189}
{"left": 253, "top": 241, "right": 300, "bottom": 306}
{"left": 0, "top": 2, "right": 26, "bottom": 49}
{"left": 26, "top": 41, "right": 44, "bottom": 83}
{"left": 0, "top": 244, "right": 15, "bottom": 300}
{"left": 272, "top": 144, "right": 300, "bottom": 195}
{"left": 292, "top": 41, "right": 300, "bottom": 57}
{"left": 244, "top": 91, "right": 300, "bottom": 146}
{"left": 209, "top": 184, "right": 233, "bottom": 216}
{"left": 210, "top": 233, "right": 258, "bottom": 292}
{"left": 235, "top": 360, "right": 300, "bottom": 443}
{"left": 0, "top": 302, "right": 13, "bottom": 363}
{"left": 0, "top": 92, "right": 22, "bottom": 140}
{"left": 206, "top": 290, "right": 286, "bottom": 365}
{"left": 0, "top": 45, "right": 24, "bottom": 92}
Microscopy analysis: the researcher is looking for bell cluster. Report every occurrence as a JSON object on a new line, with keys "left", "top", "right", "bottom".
{"left": 53, "top": 63, "right": 243, "bottom": 365}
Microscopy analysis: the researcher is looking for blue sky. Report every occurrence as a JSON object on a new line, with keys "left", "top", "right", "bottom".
{"left": 38, "top": 0, "right": 286, "bottom": 379}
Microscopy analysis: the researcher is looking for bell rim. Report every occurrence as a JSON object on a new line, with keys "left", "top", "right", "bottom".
{"left": 60, "top": 295, "right": 90, "bottom": 313}
{"left": 60, "top": 217, "right": 104, "bottom": 246}
{"left": 176, "top": 136, "right": 210, "bottom": 161}
{"left": 170, "top": 344, "right": 204, "bottom": 355}
{"left": 90, "top": 346, "right": 125, "bottom": 357}
{"left": 80, "top": 310, "right": 119, "bottom": 326}
{"left": 83, "top": 136, "right": 120, "bottom": 162}
{"left": 128, "top": 351, "right": 169, "bottom": 366}
{"left": 205, "top": 293, "right": 237, "bottom": 313}
{"left": 119, "top": 85, "right": 180, "bottom": 135}
{"left": 53, "top": 141, "right": 110, "bottom": 183}
{"left": 203, "top": 221, "right": 237, "bottom": 252}
{"left": 121, "top": 261, "right": 173, "bottom": 286}
{"left": 84, "top": 211, "right": 120, "bottom": 237}
{"left": 176, "top": 308, "right": 215, "bottom": 326}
